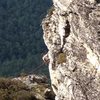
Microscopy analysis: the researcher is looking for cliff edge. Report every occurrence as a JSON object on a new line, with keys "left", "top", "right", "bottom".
{"left": 42, "top": 0, "right": 100, "bottom": 100}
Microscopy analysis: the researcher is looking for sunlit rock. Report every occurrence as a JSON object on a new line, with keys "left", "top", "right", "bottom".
{"left": 42, "top": 0, "right": 100, "bottom": 100}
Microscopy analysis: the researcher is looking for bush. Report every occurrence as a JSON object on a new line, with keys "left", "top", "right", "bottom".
{"left": 0, "top": 78, "right": 37, "bottom": 100}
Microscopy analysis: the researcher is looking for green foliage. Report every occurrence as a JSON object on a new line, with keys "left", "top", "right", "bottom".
{"left": 0, "top": 77, "right": 54, "bottom": 100}
{"left": 0, "top": 78, "right": 37, "bottom": 100}
{"left": 0, "top": 0, "right": 52, "bottom": 76}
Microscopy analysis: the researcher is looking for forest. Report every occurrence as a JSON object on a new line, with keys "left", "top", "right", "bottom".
{"left": 0, "top": 0, "right": 52, "bottom": 76}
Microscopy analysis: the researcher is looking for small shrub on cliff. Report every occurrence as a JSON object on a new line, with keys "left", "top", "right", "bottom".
{"left": 57, "top": 53, "right": 66, "bottom": 64}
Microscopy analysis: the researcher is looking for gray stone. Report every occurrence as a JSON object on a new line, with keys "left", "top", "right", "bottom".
{"left": 42, "top": 0, "right": 100, "bottom": 100}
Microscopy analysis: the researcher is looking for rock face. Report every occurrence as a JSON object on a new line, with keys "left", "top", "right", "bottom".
{"left": 42, "top": 0, "right": 100, "bottom": 100}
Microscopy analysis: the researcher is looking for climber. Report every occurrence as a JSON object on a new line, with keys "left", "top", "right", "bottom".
{"left": 42, "top": 53, "right": 50, "bottom": 64}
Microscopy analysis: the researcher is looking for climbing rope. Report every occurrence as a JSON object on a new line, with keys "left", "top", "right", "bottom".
{"left": 29, "top": 61, "right": 48, "bottom": 75}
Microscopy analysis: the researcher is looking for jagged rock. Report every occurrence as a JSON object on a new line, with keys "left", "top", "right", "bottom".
{"left": 44, "top": 88, "right": 55, "bottom": 100}
{"left": 42, "top": 0, "right": 100, "bottom": 100}
{"left": 13, "top": 74, "right": 48, "bottom": 88}
{"left": 13, "top": 74, "right": 55, "bottom": 100}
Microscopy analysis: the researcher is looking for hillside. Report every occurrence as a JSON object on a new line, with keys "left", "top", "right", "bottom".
{"left": 0, "top": 0, "right": 52, "bottom": 76}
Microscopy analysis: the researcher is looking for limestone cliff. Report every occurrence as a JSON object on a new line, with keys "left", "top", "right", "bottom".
{"left": 42, "top": 0, "right": 100, "bottom": 100}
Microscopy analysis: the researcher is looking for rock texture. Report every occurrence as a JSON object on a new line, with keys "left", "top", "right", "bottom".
{"left": 42, "top": 0, "right": 100, "bottom": 100}
{"left": 13, "top": 74, "right": 55, "bottom": 100}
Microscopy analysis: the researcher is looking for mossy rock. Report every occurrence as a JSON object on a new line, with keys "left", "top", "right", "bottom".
{"left": 0, "top": 77, "right": 55, "bottom": 100}
{"left": 57, "top": 53, "right": 66, "bottom": 64}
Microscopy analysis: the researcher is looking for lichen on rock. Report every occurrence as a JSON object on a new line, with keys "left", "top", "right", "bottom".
{"left": 42, "top": 0, "right": 100, "bottom": 100}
